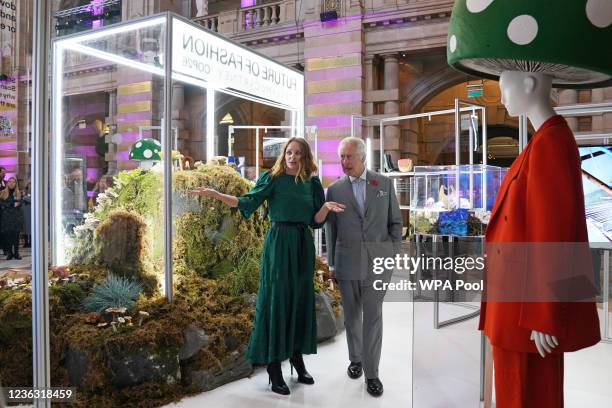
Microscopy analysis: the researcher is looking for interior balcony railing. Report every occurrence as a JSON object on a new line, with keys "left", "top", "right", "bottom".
{"left": 193, "top": 1, "right": 288, "bottom": 34}
{"left": 54, "top": 0, "right": 122, "bottom": 37}
{"left": 193, "top": 13, "right": 220, "bottom": 32}
{"left": 239, "top": 1, "right": 283, "bottom": 32}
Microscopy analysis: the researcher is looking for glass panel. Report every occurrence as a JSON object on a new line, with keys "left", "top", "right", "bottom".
{"left": 409, "top": 165, "right": 507, "bottom": 237}
{"left": 64, "top": 17, "right": 167, "bottom": 74}
{"left": 0, "top": 0, "right": 33, "bottom": 397}
{"left": 412, "top": 299, "right": 482, "bottom": 407}
{"left": 54, "top": 36, "right": 168, "bottom": 274}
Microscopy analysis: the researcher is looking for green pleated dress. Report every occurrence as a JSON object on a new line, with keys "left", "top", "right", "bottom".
{"left": 237, "top": 171, "right": 325, "bottom": 365}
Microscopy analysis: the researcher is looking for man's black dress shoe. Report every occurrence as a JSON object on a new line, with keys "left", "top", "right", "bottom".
{"left": 366, "top": 378, "right": 384, "bottom": 397}
{"left": 347, "top": 361, "right": 363, "bottom": 379}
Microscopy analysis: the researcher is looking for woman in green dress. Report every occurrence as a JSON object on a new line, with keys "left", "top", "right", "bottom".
{"left": 190, "top": 137, "right": 345, "bottom": 395}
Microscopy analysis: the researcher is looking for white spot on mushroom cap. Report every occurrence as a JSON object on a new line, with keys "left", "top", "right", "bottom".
{"left": 136, "top": 142, "right": 142, "bottom": 148}
{"left": 586, "top": 0, "right": 612, "bottom": 28}
{"left": 466, "top": 0, "right": 494, "bottom": 13}
{"left": 507, "top": 15, "right": 538, "bottom": 45}
{"left": 449, "top": 35, "right": 457, "bottom": 53}
{"left": 143, "top": 149, "right": 153, "bottom": 159}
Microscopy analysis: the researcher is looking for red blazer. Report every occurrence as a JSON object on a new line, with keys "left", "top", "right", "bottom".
{"left": 480, "top": 115, "right": 600, "bottom": 353}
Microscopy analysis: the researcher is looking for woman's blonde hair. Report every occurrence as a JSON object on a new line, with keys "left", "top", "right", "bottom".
{"left": 0, "top": 177, "right": 20, "bottom": 200}
{"left": 270, "top": 137, "right": 318, "bottom": 182}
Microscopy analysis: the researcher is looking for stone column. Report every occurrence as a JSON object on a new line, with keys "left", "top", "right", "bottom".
{"left": 172, "top": 83, "right": 187, "bottom": 152}
{"left": 591, "top": 88, "right": 604, "bottom": 131}
{"left": 364, "top": 56, "right": 375, "bottom": 140}
{"left": 106, "top": 90, "right": 118, "bottom": 175}
{"left": 382, "top": 53, "right": 400, "bottom": 163}
{"left": 604, "top": 86, "right": 612, "bottom": 133}
{"left": 558, "top": 89, "right": 578, "bottom": 130}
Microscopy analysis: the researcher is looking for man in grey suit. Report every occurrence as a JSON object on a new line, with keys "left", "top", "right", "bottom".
{"left": 325, "top": 137, "right": 402, "bottom": 397}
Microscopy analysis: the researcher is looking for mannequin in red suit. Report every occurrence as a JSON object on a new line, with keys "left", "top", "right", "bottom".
{"left": 481, "top": 71, "right": 600, "bottom": 408}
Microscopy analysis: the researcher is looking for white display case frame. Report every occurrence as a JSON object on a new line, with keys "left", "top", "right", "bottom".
{"left": 51, "top": 12, "right": 306, "bottom": 303}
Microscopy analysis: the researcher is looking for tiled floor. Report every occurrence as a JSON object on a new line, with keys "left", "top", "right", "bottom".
{"left": 0, "top": 246, "right": 32, "bottom": 280}
{"left": 3, "top": 249, "right": 610, "bottom": 407}
{"left": 164, "top": 301, "right": 612, "bottom": 408}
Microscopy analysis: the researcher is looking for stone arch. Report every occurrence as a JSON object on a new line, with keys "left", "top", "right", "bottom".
{"left": 402, "top": 65, "right": 469, "bottom": 114}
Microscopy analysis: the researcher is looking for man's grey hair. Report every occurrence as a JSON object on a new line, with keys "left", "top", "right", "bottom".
{"left": 338, "top": 137, "right": 366, "bottom": 159}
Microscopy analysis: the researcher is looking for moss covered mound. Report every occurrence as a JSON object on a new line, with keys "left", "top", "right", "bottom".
{"left": 0, "top": 163, "right": 344, "bottom": 407}
{"left": 172, "top": 164, "right": 268, "bottom": 293}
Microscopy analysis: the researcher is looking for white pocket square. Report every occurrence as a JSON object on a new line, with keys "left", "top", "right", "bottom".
{"left": 377, "top": 190, "right": 389, "bottom": 198}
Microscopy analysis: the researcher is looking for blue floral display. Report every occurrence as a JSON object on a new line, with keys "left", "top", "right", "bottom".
{"left": 437, "top": 209, "right": 468, "bottom": 236}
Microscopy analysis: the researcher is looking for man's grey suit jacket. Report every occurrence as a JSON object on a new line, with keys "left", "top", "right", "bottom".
{"left": 325, "top": 170, "right": 403, "bottom": 281}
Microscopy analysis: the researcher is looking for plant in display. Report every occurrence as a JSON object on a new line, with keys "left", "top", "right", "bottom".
{"left": 82, "top": 274, "right": 143, "bottom": 313}
{"left": 0, "top": 161, "right": 344, "bottom": 407}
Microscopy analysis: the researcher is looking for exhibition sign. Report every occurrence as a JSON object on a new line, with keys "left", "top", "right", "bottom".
{"left": 172, "top": 18, "right": 304, "bottom": 110}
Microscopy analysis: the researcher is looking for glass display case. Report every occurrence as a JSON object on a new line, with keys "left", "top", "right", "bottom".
{"left": 408, "top": 165, "right": 508, "bottom": 236}
{"left": 51, "top": 13, "right": 305, "bottom": 294}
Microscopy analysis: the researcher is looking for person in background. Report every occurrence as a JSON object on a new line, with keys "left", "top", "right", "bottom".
{"left": 0, "top": 167, "right": 6, "bottom": 191}
{"left": 68, "top": 167, "right": 86, "bottom": 211}
{"left": 0, "top": 177, "right": 24, "bottom": 260}
{"left": 21, "top": 181, "right": 31, "bottom": 248}
{"left": 93, "top": 175, "right": 113, "bottom": 206}
{"left": 0, "top": 167, "right": 5, "bottom": 256}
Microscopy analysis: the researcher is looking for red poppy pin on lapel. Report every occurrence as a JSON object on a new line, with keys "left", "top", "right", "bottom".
{"left": 369, "top": 179, "right": 378, "bottom": 187}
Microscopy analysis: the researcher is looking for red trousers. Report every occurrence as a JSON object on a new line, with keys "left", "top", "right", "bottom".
{"left": 493, "top": 346, "right": 564, "bottom": 408}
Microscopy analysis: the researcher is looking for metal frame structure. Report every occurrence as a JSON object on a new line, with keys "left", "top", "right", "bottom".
{"left": 354, "top": 102, "right": 490, "bottom": 407}
{"left": 352, "top": 99, "right": 489, "bottom": 325}
{"left": 227, "top": 125, "right": 323, "bottom": 256}
{"left": 351, "top": 99, "right": 488, "bottom": 170}
{"left": 40, "top": 14, "right": 305, "bottom": 393}
{"left": 138, "top": 125, "right": 179, "bottom": 151}
{"left": 51, "top": 12, "right": 304, "bottom": 301}
{"left": 32, "top": 1, "right": 52, "bottom": 406}
{"left": 551, "top": 101, "right": 612, "bottom": 344}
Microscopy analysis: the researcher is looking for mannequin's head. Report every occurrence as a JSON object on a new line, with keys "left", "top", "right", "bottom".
{"left": 499, "top": 70, "right": 553, "bottom": 117}
{"left": 499, "top": 70, "right": 557, "bottom": 129}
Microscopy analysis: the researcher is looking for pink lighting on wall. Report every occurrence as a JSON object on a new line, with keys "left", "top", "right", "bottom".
{"left": 90, "top": 0, "right": 104, "bottom": 16}
{"left": 87, "top": 168, "right": 102, "bottom": 183}
{"left": 322, "top": 163, "right": 344, "bottom": 179}
{"left": 241, "top": 0, "right": 256, "bottom": 7}
{"left": 73, "top": 146, "right": 98, "bottom": 157}
{"left": 316, "top": 139, "right": 341, "bottom": 153}
{"left": 307, "top": 115, "right": 352, "bottom": 128}
{"left": 306, "top": 90, "right": 362, "bottom": 105}
{"left": 0, "top": 157, "right": 18, "bottom": 167}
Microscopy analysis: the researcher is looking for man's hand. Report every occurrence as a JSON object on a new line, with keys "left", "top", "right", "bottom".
{"left": 530, "top": 330, "right": 559, "bottom": 358}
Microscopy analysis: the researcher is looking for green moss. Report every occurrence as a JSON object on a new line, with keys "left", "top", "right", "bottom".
{"left": 0, "top": 163, "right": 345, "bottom": 406}
{"left": 94, "top": 210, "right": 158, "bottom": 296}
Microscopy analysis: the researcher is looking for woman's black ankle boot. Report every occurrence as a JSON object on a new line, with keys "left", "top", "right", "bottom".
{"left": 289, "top": 353, "right": 314, "bottom": 385}
{"left": 267, "top": 361, "right": 290, "bottom": 395}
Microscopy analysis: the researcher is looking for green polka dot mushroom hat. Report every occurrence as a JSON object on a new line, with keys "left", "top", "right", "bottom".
{"left": 447, "top": 0, "right": 612, "bottom": 88}
{"left": 130, "top": 138, "right": 162, "bottom": 170}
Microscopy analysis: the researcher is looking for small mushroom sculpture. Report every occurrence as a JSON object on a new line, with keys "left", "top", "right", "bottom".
{"left": 130, "top": 138, "right": 162, "bottom": 170}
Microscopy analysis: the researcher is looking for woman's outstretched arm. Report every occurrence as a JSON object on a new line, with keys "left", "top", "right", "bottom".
{"left": 189, "top": 188, "right": 238, "bottom": 208}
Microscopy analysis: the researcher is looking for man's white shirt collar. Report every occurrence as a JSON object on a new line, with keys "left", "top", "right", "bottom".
{"left": 349, "top": 168, "right": 367, "bottom": 183}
